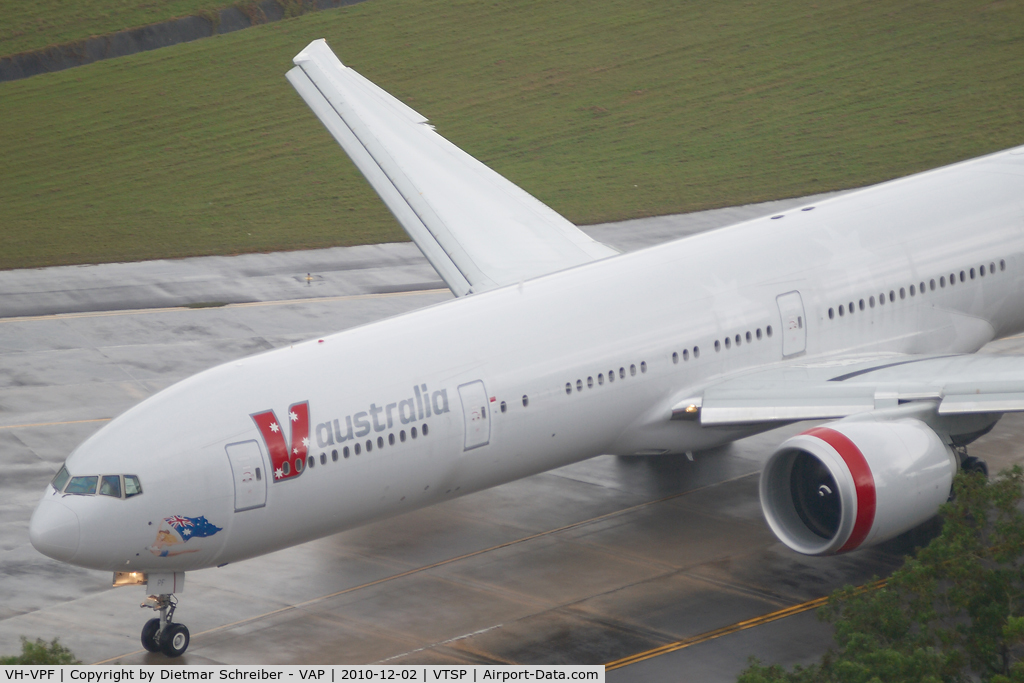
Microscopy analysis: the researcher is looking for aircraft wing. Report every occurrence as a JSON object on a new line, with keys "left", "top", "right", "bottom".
{"left": 672, "top": 353, "right": 1024, "bottom": 425}
{"left": 287, "top": 40, "right": 618, "bottom": 297}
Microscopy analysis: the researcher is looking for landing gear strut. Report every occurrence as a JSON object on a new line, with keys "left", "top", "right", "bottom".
{"left": 141, "top": 593, "right": 190, "bottom": 657}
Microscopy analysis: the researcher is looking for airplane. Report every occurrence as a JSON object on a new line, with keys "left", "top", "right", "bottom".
{"left": 27, "top": 38, "right": 1024, "bottom": 658}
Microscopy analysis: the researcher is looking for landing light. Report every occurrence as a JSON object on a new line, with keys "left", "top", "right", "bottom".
{"left": 113, "top": 571, "right": 146, "bottom": 588}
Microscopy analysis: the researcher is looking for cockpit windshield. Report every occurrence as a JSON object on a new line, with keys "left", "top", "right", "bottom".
{"left": 51, "top": 466, "right": 143, "bottom": 499}
{"left": 50, "top": 466, "right": 70, "bottom": 492}
{"left": 99, "top": 475, "right": 121, "bottom": 497}
{"left": 65, "top": 476, "right": 97, "bottom": 495}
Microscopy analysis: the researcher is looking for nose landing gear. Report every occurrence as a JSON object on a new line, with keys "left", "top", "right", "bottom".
{"left": 141, "top": 594, "right": 190, "bottom": 657}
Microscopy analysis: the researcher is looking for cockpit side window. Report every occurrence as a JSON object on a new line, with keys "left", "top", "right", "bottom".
{"left": 65, "top": 476, "right": 98, "bottom": 495}
{"left": 124, "top": 475, "right": 143, "bottom": 498}
{"left": 99, "top": 475, "right": 122, "bottom": 498}
{"left": 51, "top": 466, "right": 70, "bottom": 493}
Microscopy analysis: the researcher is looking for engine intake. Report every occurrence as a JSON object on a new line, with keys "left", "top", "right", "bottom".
{"left": 759, "top": 419, "right": 955, "bottom": 555}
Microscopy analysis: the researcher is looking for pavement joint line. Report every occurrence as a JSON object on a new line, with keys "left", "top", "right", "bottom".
{"left": 91, "top": 470, "right": 759, "bottom": 665}
{"left": 0, "top": 417, "right": 112, "bottom": 430}
{"left": 376, "top": 623, "right": 505, "bottom": 664}
{"left": 603, "top": 578, "right": 888, "bottom": 671}
{"left": 0, "top": 289, "right": 449, "bottom": 323}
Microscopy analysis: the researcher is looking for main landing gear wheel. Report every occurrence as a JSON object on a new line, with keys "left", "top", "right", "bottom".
{"left": 141, "top": 618, "right": 161, "bottom": 653}
{"left": 958, "top": 449, "right": 989, "bottom": 478}
{"left": 160, "top": 623, "right": 190, "bottom": 657}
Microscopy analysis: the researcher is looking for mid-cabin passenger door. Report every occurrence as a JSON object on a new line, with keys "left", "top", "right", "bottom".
{"left": 225, "top": 440, "right": 267, "bottom": 511}
{"left": 458, "top": 380, "right": 490, "bottom": 450}
{"left": 776, "top": 291, "right": 806, "bottom": 357}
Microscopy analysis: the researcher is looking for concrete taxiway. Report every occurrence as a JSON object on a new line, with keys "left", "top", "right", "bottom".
{"left": 4, "top": 190, "right": 1023, "bottom": 680}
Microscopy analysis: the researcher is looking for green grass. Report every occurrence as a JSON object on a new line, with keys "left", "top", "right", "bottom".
{"left": 1, "top": 0, "right": 1022, "bottom": 270}
{"left": 0, "top": 0, "right": 252, "bottom": 57}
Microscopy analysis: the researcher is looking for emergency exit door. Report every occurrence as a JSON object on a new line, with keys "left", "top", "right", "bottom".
{"left": 458, "top": 380, "right": 491, "bottom": 450}
{"left": 776, "top": 291, "right": 807, "bottom": 357}
{"left": 225, "top": 440, "right": 267, "bottom": 511}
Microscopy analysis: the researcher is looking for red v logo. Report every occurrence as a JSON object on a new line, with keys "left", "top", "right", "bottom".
{"left": 251, "top": 401, "right": 310, "bottom": 482}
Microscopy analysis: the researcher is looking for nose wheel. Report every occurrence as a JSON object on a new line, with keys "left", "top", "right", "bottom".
{"left": 140, "top": 593, "right": 190, "bottom": 657}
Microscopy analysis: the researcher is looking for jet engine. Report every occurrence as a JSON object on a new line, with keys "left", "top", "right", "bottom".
{"left": 759, "top": 419, "right": 956, "bottom": 556}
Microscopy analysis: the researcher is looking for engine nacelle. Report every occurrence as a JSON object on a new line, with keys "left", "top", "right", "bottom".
{"left": 759, "top": 419, "right": 956, "bottom": 556}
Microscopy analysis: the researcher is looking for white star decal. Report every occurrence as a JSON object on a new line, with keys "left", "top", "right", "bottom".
{"left": 302, "top": 437, "right": 310, "bottom": 448}
{"left": 182, "top": 528, "right": 191, "bottom": 536}
{"left": 289, "top": 411, "right": 298, "bottom": 422}
{"left": 293, "top": 447, "right": 299, "bottom": 455}
{"left": 275, "top": 468, "right": 283, "bottom": 479}
{"left": 269, "top": 422, "right": 280, "bottom": 433}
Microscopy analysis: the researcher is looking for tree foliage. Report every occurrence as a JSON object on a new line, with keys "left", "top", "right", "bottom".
{"left": 0, "top": 637, "right": 80, "bottom": 665}
{"left": 739, "top": 467, "right": 1024, "bottom": 683}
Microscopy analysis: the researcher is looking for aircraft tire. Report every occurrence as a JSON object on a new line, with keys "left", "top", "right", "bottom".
{"left": 962, "top": 456, "right": 989, "bottom": 478}
{"left": 141, "top": 618, "right": 161, "bottom": 653}
{"left": 160, "top": 623, "right": 190, "bottom": 657}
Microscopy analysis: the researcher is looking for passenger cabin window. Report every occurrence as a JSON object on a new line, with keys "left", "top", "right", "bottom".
{"left": 99, "top": 475, "right": 121, "bottom": 498}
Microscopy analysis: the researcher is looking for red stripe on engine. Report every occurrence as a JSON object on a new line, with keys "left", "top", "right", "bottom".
{"left": 804, "top": 426, "right": 876, "bottom": 552}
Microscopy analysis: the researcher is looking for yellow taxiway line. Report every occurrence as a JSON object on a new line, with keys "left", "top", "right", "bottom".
{"left": 0, "top": 417, "right": 111, "bottom": 430}
{"left": 604, "top": 578, "right": 888, "bottom": 671}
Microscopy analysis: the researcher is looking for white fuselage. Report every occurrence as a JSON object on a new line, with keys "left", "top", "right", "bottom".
{"left": 30, "top": 145, "right": 1024, "bottom": 575}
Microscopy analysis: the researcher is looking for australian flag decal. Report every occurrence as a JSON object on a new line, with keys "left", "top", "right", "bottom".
{"left": 149, "top": 515, "right": 222, "bottom": 557}
{"left": 166, "top": 515, "right": 222, "bottom": 540}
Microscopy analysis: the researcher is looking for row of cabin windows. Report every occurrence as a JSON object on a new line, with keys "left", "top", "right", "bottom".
{"left": 298, "top": 423, "right": 431, "bottom": 471}
{"left": 304, "top": 395, "right": 532, "bottom": 469}
{"left": 566, "top": 362, "right": 647, "bottom": 395}
{"left": 714, "top": 325, "right": 773, "bottom": 353}
{"left": 672, "top": 346, "right": 701, "bottom": 364}
{"left": 51, "top": 466, "right": 143, "bottom": 499}
{"left": 827, "top": 259, "right": 1007, "bottom": 320}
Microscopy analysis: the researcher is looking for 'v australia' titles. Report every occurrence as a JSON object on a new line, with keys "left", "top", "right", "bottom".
{"left": 251, "top": 385, "right": 450, "bottom": 483}
{"left": 316, "top": 384, "right": 449, "bottom": 447}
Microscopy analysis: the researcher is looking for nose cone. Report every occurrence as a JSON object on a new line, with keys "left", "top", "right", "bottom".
{"left": 30, "top": 497, "right": 80, "bottom": 563}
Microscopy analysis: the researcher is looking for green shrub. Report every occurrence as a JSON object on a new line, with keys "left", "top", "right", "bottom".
{"left": 0, "top": 637, "right": 80, "bottom": 665}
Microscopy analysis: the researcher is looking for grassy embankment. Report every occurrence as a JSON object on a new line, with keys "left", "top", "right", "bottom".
{"left": 0, "top": 0, "right": 255, "bottom": 57}
{"left": 1, "top": 0, "right": 1022, "bottom": 270}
